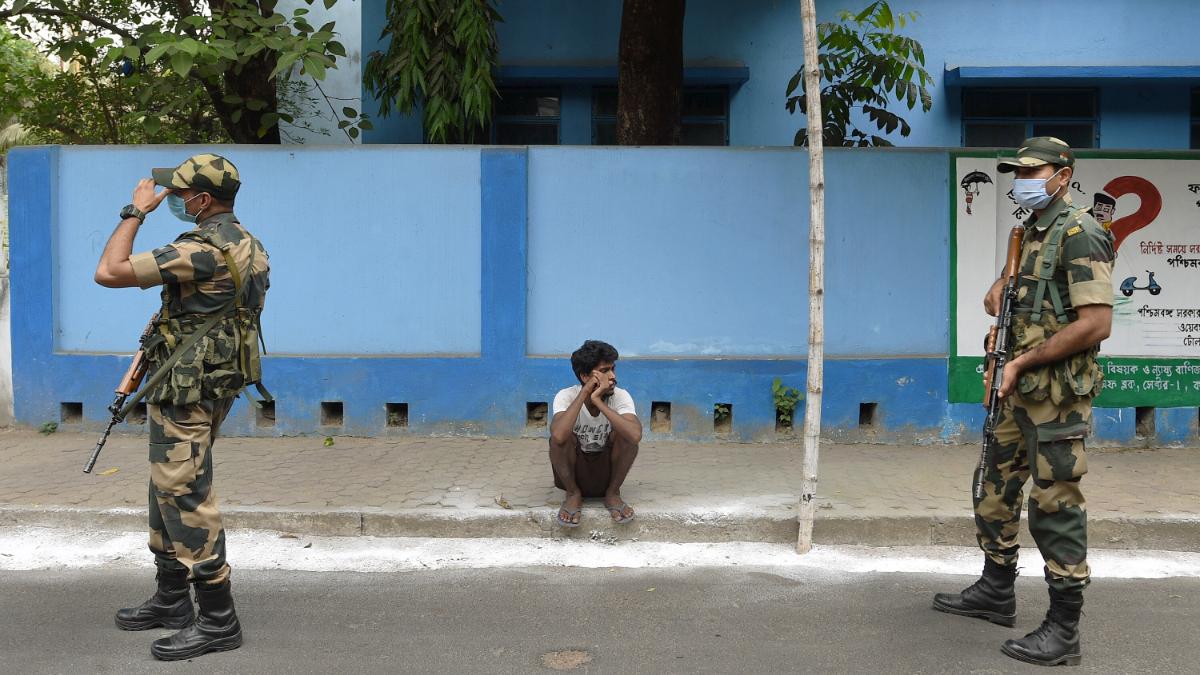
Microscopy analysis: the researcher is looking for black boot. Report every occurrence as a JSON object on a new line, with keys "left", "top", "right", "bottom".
{"left": 1001, "top": 587, "right": 1083, "bottom": 667}
{"left": 150, "top": 579, "right": 243, "bottom": 661}
{"left": 115, "top": 565, "right": 193, "bottom": 631}
{"left": 932, "top": 558, "right": 1017, "bottom": 626}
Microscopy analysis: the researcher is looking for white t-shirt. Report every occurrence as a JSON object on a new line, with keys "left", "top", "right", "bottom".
{"left": 552, "top": 385, "right": 637, "bottom": 453}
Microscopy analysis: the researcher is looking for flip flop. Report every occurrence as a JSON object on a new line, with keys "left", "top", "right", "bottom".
{"left": 605, "top": 501, "right": 635, "bottom": 525}
{"left": 557, "top": 503, "right": 581, "bottom": 528}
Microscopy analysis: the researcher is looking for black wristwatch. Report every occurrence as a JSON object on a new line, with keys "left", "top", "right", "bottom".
{"left": 119, "top": 203, "right": 146, "bottom": 222}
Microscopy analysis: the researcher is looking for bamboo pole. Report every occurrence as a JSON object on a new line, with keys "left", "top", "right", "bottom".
{"left": 796, "top": 0, "right": 825, "bottom": 555}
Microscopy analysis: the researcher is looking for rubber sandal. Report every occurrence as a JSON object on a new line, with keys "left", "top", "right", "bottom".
{"left": 557, "top": 503, "right": 581, "bottom": 528}
{"left": 605, "top": 501, "right": 635, "bottom": 525}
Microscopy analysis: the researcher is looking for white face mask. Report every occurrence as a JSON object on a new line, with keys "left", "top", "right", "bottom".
{"left": 1011, "top": 168, "right": 1065, "bottom": 210}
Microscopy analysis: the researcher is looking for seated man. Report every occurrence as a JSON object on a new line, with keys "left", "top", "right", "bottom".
{"left": 550, "top": 340, "right": 642, "bottom": 527}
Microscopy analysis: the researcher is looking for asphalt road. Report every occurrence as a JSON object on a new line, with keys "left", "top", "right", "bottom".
{"left": 1, "top": 567, "right": 1196, "bottom": 674}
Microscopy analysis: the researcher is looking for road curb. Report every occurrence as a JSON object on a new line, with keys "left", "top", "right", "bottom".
{"left": 2, "top": 505, "right": 1197, "bottom": 551}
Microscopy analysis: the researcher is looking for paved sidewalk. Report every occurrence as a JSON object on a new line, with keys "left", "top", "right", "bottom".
{"left": 1, "top": 428, "right": 1197, "bottom": 550}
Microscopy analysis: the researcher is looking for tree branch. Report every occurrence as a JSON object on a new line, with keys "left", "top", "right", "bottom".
{"left": 0, "top": 8, "right": 137, "bottom": 42}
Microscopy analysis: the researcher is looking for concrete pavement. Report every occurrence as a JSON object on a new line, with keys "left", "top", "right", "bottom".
{"left": 1, "top": 428, "right": 1198, "bottom": 549}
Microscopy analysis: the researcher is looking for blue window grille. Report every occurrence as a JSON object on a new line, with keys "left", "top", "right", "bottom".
{"left": 962, "top": 88, "right": 1098, "bottom": 148}
{"left": 1191, "top": 88, "right": 1199, "bottom": 150}
{"left": 591, "top": 86, "right": 730, "bottom": 146}
{"left": 488, "top": 88, "right": 561, "bottom": 145}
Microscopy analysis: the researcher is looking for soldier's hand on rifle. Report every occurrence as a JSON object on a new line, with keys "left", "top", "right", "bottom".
{"left": 132, "top": 178, "right": 172, "bottom": 214}
{"left": 997, "top": 360, "right": 1022, "bottom": 399}
{"left": 983, "top": 277, "right": 1005, "bottom": 317}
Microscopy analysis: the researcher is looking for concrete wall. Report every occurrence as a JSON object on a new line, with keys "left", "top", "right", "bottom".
{"left": 354, "top": 0, "right": 1200, "bottom": 148}
{"left": 7, "top": 144, "right": 1198, "bottom": 445}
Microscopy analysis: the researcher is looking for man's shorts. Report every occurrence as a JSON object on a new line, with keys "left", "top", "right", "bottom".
{"left": 552, "top": 439, "right": 613, "bottom": 498}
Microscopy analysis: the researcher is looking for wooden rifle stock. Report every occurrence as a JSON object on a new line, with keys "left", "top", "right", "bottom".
{"left": 83, "top": 316, "right": 157, "bottom": 474}
{"left": 974, "top": 224, "right": 1025, "bottom": 500}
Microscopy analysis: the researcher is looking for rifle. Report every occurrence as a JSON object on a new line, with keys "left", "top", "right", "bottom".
{"left": 975, "top": 225, "right": 1026, "bottom": 501}
{"left": 83, "top": 315, "right": 157, "bottom": 474}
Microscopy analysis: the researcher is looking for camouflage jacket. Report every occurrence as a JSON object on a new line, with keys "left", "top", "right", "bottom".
{"left": 1011, "top": 194, "right": 1115, "bottom": 404}
{"left": 129, "top": 212, "right": 270, "bottom": 404}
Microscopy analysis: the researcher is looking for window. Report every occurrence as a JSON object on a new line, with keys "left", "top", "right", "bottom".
{"left": 591, "top": 87, "right": 730, "bottom": 145}
{"left": 962, "top": 89, "right": 1097, "bottom": 148}
{"left": 1191, "top": 89, "right": 1199, "bottom": 150}
{"left": 489, "top": 88, "right": 560, "bottom": 144}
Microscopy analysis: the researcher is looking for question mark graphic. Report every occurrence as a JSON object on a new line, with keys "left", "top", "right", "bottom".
{"left": 1102, "top": 176, "right": 1162, "bottom": 252}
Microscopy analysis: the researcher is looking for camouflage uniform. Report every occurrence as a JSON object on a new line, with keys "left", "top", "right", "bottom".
{"left": 974, "top": 191, "right": 1114, "bottom": 594}
{"left": 129, "top": 156, "right": 270, "bottom": 586}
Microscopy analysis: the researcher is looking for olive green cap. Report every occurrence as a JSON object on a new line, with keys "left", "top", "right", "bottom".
{"left": 997, "top": 136, "right": 1075, "bottom": 173}
{"left": 152, "top": 153, "right": 241, "bottom": 199}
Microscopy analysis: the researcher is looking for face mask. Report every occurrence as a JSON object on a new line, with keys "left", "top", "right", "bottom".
{"left": 1011, "top": 168, "right": 1065, "bottom": 210}
{"left": 167, "top": 193, "right": 201, "bottom": 223}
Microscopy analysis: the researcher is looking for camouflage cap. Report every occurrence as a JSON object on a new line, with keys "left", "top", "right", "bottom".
{"left": 152, "top": 153, "right": 241, "bottom": 199}
{"left": 997, "top": 136, "right": 1075, "bottom": 173}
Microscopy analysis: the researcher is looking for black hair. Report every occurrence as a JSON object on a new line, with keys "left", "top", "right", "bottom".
{"left": 1092, "top": 192, "right": 1116, "bottom": 207}
{"left": 571, "top": 340, "right": 619, "bottom": 380}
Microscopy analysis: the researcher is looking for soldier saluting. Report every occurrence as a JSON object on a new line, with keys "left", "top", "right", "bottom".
{"left": 933, "top": 137, "right": 1114, "bottom": 667}
{"left": 93, "top": 153, "right": 269, "bottom": 661}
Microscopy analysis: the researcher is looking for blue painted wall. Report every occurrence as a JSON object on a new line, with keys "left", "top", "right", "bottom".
{"left": 52, "top": 146, "right": 482, "bottom": 355}
{"left": 8, "top": 144, "right": 1198, "bottom": 445}
{"left": 359, "top": 0, "right": 1200, "bottom": 149}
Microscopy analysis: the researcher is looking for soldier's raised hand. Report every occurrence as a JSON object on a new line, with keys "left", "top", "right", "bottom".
{"left": 132, "top": 178, "right": 171, "bottom": 214}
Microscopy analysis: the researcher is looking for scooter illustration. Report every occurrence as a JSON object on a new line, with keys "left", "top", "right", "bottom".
{"left": 1120, "top": 270, "right": 1162, "bottom": 297}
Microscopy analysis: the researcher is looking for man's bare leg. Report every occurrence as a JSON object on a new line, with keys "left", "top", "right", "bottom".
{"left": 604, "top": 436, "right": 638, "bottom": 521}
{"left": 549, "top": 438, "right": 583, "bottom": 525}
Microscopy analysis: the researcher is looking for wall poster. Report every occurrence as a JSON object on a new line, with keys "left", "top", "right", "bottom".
{"left": 951, "top": 151, "right": 1200, "bottom": 407}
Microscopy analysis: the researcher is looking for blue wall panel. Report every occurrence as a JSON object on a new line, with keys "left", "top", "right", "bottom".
{"left": 527, "top": 147, "right": 808, "bottom": 357}
{"left": 52, "top": 146, "right": 482, "bottom": 355}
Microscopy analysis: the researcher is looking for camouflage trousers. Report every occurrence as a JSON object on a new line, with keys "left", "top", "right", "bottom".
{"left": 973, "top": 392, "right": 1091, "bottom": 593}
{"left": 147, "top": 398, "right": 234, "bottom": 585}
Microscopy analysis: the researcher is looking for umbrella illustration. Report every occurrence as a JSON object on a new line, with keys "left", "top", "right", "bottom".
{"left": 960, "top": 170, "right": 993, "bottom": 215}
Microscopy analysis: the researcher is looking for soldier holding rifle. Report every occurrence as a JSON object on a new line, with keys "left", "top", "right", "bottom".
{"left": 932, "top": 137, "right": 1114, "bottom": 667}
{"left": 93, "top": 154, "right": 269, "bottom": 661}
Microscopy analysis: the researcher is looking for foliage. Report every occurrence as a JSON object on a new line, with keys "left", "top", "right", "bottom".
{"left": 364, "top": 0, "right": 501, "bottom": 143}
{"left": 39, "top": 421, "right": 58, "bottom": 434}
{"left": 713, "top": 403, "right": 731, "bottom": 426}
{"left": 772, "top": 378, "right": 803, "bottom": 429}
{"left": 786, "top": 1, "right": 932, "bottom": 147}
{"left": 0, "top": 0, "right": 367, "bottom": 144}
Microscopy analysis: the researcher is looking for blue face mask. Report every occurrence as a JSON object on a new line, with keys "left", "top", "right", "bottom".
{"left": 167, "top": 193, "right": 200, "bottom": 223}
{"left": 1011, "top": 168, "right": 1065, "bottom": 210}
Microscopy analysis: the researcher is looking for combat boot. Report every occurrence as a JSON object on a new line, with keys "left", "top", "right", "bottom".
{"left": 931, "top": 558, "right": 1017, "bottom": 626}
{"left": 150, "top": 578, "right": 243, "bottom": 661}
{"left": 1001, "top": 587, "right": 1083, "bottom": 667}
{"left": 115, "top": 565, "right": 193, "bottom": 631}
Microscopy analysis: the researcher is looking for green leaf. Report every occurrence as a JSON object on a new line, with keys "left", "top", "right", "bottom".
{"left": 177, "top": 38, "right": 200, "bottom": 56}
{"left": 143, "top": 116, "right": 161, "bottom": 135}
{"left": 324, "top": 0, "right": 337, "bottom": 9}
{"left": 326, "top": 40, "right": 346, "bottom": 58}
{"left": 358, "top": 119, "right": 374, "bottom": 131}
{"left": 342, "top": 106, "right": 357, "bottom": 117}
{"left": 348, "top": 126, "right": 359, "bottom": 139}
{"left": 170, "top": 51, "right": 193, "bottom": 77}
{"left": 144, "top": 43, "right": 171, "bottom": 63}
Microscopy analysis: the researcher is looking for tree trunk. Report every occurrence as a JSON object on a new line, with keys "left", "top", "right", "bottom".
{"left": 796, "top": 0, "right": 825, "bottom": 555}
{"left": 616, "top": 0, "right": 685, "bottom": 145}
